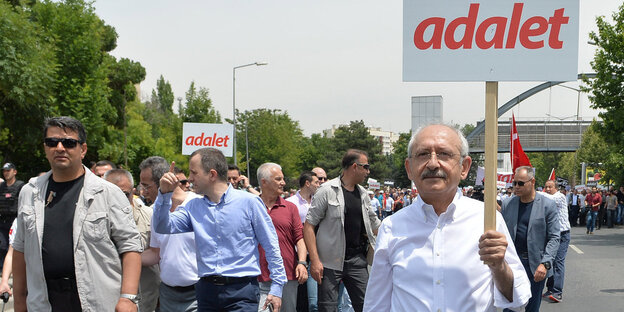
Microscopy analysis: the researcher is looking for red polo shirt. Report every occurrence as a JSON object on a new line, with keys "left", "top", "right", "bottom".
{"left": 258, "top": 196, "right": 304, "bottom": 282}
{"left": 586, "top": 192, "right": 602, "bottom": 211}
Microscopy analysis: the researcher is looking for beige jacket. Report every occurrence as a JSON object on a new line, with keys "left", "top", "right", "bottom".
{"left": 306, "top": 177, "right": 381, "bottom": 271}
{"left": 13, "top": 167, "right": 143, "bottom": 312}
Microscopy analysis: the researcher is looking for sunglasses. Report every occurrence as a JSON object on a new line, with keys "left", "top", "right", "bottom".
{"left": 356, "top": 163, "right": 370, "bottom": 170}
{"left": 512, "top": 180, "right": 531, "bottom": 187}
{"left": 318, "top": 177, "right": 327, "bottom": 181}
{"left": 44, "top": 137, "right": 82, "bottom": 148}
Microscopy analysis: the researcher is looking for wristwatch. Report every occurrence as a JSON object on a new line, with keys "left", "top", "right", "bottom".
{"left": 541, "top": 262, "right": 551, "bottom": 270}
{"left": 120, "top": 293, "right": 140, "bottom": 305}
{"left": 298, "top": 261, "right": 308, "bottom": 269}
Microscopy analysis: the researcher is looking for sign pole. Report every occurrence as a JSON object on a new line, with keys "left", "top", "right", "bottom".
{"left": 484, "top": 81, "right": 498, "bottom": 232}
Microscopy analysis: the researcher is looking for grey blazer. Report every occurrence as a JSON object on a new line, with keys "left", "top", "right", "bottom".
{"left": 501, "top": 192, "right": 560, "bottom": 278}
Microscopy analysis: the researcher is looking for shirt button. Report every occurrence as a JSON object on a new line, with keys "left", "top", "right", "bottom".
{"left": 436, "top": 252, "right": 440, "bottom": 256}
{"left": 437, "top": 309, "right": 442, "bottom": 312}
{"left": 436, "top": 280, "right": 441, "bottom": 285}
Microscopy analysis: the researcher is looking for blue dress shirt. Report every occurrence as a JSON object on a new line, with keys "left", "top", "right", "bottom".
{"left": 153, "top": 185, "right": 287, "bottom": 297}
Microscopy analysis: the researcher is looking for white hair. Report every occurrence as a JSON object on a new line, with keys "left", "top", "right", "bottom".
{"left": 257, "top": 163, "right": 282, "bottom": 187}
{"left": 407, "top": 123, "right": 469, "bottom": 159}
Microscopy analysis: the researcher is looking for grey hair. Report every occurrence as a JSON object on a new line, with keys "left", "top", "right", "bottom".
{"left": 515, "top": 166, "right": 535, "bottom": 180}
{"left": 139, "top": 156, "right": 169, "bottom": 185}
{"left": 103, "top": 169, "right": 134, "bottom": 186}
{"left": 257, "top": 162, "right": 282, "bottom": 187}
{"left": 407, "top": 123, "right": 469, "bottom": 158}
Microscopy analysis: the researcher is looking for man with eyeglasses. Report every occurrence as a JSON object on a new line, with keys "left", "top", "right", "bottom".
{"left": 304, "top": 149, "right": 381, "bottom": 312}
{"left": 364, "top": 124, "right": 530, "bottom": 311}
{"left": 105, "top": 169, "right": 160, "bottom": 312}
{"left": 12, "top": 116, "right": 143, "bottom": 311}
{"left": 501, "top": 166, "right": 560, "bottom": 312}
{"left": 173, "top": 166, "right": 191, "bottom": 192}
{"left": 312, "top": 167, "right": 328, "bottom": 185}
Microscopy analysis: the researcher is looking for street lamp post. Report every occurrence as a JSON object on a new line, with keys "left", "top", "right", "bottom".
{"left": 233, "top": 62, "right": 267, "bottom": 166}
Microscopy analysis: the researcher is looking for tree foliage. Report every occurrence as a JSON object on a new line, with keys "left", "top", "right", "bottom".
{"left": 181, "top": 82, "right": 221, "bottom": 124}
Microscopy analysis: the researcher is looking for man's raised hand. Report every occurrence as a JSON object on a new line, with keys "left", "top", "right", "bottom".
{"left": 159, "top": 161, "right": 180, "bottom": 194}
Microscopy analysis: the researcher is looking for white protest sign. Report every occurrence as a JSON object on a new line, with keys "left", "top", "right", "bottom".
{"left": 182, "top": 123, "right": 234, "bottom": 156}
{"left": 403, "top": 0, "right": 579, "bottom": 81}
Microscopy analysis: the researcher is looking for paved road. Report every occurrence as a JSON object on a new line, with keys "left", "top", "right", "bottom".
{"left": 1, "top": 224, "right": 622, "bottom": 312}
{"left": 539, "top": 224, "right": 624, "bottom": 311}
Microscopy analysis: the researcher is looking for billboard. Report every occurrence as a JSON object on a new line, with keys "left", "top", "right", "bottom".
{"left": 182, "top": 123, "right": 234, "bottom": 156}
{"left": 403, "top": 0, "right": 579, "bottom": 81}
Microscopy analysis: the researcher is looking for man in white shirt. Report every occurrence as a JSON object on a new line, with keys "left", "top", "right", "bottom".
{"left": 363, "top": 124, "right": 530, "bottom": 311}
{"left": 383, "top": 195, "right": 394, "bottom": 220}
{"left": 368, "top": 191, "right": 381, "bottom": 216}
{"left": 541, "top": 180, "right": 571, "bottom": 303}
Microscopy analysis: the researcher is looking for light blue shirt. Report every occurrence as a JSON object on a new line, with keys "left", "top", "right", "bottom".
{"left": 153, "top": 185, "right": 286, "bottom": 297}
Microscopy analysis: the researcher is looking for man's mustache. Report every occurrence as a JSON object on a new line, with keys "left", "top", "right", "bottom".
{"left": 421, "top": 169, "right": 446, "bottom": 179}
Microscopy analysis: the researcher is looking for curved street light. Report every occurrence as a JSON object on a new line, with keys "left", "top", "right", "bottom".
{"left": 233, "top": 62, "right": 267, "bottom": 167}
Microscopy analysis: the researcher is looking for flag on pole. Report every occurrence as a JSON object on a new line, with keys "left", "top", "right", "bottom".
{"left": 548, "top": 168, "right": 556, "bottom": 181}
{"left": 511, "top": 113, "right": 532, "bottom": 173}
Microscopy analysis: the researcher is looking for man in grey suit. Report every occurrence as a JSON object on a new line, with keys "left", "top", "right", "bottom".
{"left": 501, "top": 166, "right": 560, "bottom": 312}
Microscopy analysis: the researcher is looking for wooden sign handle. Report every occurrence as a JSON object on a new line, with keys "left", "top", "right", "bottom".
{"left": 484, "top": 81, "right": 498, "bottom": 232}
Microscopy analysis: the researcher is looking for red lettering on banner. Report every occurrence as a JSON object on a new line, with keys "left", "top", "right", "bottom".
{"left": 184, "top": 133, "right": 230, "bottom": 147}
{"left": 412, "top": 2, "right": 569, "bottom": 50}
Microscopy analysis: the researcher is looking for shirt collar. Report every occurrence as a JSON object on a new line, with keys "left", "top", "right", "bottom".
{"left": 416, "top": 188, "right": 461, "bottom": 224}
{"left": 203, "top": 184, "right": 233, "bottom": 206}
{"left": 295, "top": 190, "right": 312, "bottom": 205}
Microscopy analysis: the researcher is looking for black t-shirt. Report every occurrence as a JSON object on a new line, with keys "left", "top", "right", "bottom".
{"left": 42, "top": 174, "right": 85, "bottom": 280}
{"left": 0, "top": 180, "right": 25, "bottom": 217}
{"left": 342, "top": 185, "right": 366, "bottom": 253}
{"left": 515, "top": 200, "right": 534, "bottom": 256}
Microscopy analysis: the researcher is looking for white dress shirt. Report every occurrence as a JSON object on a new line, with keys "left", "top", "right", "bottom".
{"left": 364, "top": 189, "right": 530, "bottom": 312}
{"left": 540, "top": 191, "right": 571, "bottom": 232}
{"left": 286, "top": 190, "right": 312, "bottom": 223}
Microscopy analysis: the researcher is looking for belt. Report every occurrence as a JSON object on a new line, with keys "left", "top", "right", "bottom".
{"left": 561, "top": 230, "right": 570, "bottom": 234}
{"left": 518, "top": 252, "right": 529, "bottom": 260}
{"left": 163, "top": 282, "right": 196, "bottom": 292}
{"left": 200, "top": 275, "right": 255, "bottom": 286}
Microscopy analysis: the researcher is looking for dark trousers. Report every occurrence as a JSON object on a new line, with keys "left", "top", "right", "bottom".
{"left": 195, "top": 277, "right": 259, "bottom": 312}
{"left": 318, "top": 253, "right": 368, "bottom": 312}
{"left": 47, "top": 278, "right": 82, "bottom": 312}
{"left": 607, "top": 210, "right": 616, "bottom": 228}
{"left": 598, "top": 207, "right": 605, "bottom": 229}
{"left": 0, "top": 218, "right": 13, "bottom": 268}
{"left": 569, "top": 205, "right": 579, "bottom": 226}
{"left": 579, "top": 208, "right": 587, "bottom": 226}
{"left": 505, "top": 258, "right": 545, "bottom": 312}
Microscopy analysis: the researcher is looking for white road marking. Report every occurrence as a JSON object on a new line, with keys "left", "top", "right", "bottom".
{"left": 570, "top": 244, "right": 584, "bottom": 254}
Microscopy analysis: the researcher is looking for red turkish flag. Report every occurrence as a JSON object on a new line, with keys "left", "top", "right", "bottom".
{"left": 548, "top": 168, "right": 556, "bottom": 181}
{"left": 511, "top": 113, "right": 532, "bottom": 173}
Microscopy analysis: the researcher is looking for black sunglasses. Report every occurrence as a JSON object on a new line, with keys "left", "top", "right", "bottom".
{"left": 513, "top": 180, "right": 531, "bottom": 187}
{"left": 44, "top": 137, "right": 82, "bottom": 148}
{"left": 356, "top": 163, "right": 370, "bottom": 170}
{"left": 318, "top": 177, "right": 327, "bottom": 181}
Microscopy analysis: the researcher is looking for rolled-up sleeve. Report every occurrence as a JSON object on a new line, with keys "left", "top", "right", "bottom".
{"left": 108, "top": 188, "right": 143, "bottom": 254}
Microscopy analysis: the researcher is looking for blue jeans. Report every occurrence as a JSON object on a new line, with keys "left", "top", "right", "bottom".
{"left": 308, "top": 266, "right": 318, "bottom": 312}
{"left": 617, "top": 203, "right": 624, "bottom": 224}
{"left": 546, "top": 230, "right": 570, "bottom": 296}
{"left": 587, "top": 211, "right": 598, "bottom": 232}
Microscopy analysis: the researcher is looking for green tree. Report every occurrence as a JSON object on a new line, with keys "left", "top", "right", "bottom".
{"left": 180, "top": 82, "right": 221, "bottom": 123}
{"left": 155, "top": 75, "right": 174, "bottom": 114}
{"left": 236, "top": 109, "right": 306, "bottom": 184}
{"left": 389, "top": 132, "right": 411, "bottom": 188}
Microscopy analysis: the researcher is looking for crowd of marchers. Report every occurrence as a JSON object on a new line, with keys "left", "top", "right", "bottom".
{"left": 1, "top": 116, "right": 616, "bottom": 312}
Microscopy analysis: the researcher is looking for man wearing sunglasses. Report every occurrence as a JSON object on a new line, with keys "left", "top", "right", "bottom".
{"left": 304, "top": 149, "right": 381, "bottom": 312}
{"left": 501, "top": 166, "right": 560, "bottom": 312}
{"left": 12, "top": 116, "right": 143, "bottom": 312}
{"left": 312, "top": 167, "right": 328, "bottom": 185}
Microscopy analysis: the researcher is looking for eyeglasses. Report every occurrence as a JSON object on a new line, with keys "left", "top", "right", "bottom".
{"left": 318, "top": 177, "right": 327, "bottom": 181}
{"left": 44, "top": 137, "right": 82, "bottom": 148}
{"left": 410, "top": 151, "right": 457, "bottom": 163}
{"left": 356, "top": 163, "right": 370, "bottom": 170}
{"left": 513, "top": 180, "right": 531, "bottom": 187}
